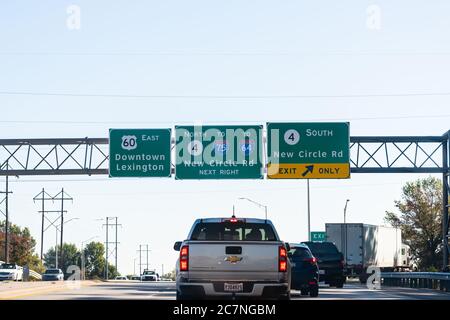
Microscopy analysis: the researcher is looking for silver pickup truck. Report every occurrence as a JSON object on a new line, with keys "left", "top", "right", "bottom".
{"left": 174, "top": 217, "right": 291, "bottom": 300}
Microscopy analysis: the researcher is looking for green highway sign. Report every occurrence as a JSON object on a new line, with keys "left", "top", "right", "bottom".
{"left": 310, "top": 231, "right": 327, "bottom": 242}
{"left": 109, "top": 129, "right": 172, "bottom": 178}
{"left": 267, "top": 122, "right": 350, "bottom": 179}
{"left": 175, "top": 125, "right": 264, "bottom": 180}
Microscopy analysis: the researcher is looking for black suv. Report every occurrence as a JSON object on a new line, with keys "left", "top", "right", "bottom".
{"left": 302, "top": 242, "right": 345, "bottom": 288}
{"left": 288, "top": 243, "right": 319, "bottom": 297}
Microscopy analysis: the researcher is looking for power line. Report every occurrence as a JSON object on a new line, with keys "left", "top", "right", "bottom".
{"left": 1, "top": 91, "right": 450, "bottom": 99}
{"left": 2, "top": 50, "right": 450, "bottom": 57}
{"left": 1, "top": 114, "right": 450, "bottom": 126}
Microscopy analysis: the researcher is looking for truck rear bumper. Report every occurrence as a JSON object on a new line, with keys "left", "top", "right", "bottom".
{"left": 178, "top": 282, "right": 289, "bottom": 299}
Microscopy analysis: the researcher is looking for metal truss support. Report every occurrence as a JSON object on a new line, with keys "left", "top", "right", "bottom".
{"left": 350, "top": 133, "right": 450, "bottom": 269}
{"left": 350, "top": 135, "right": 446, "bottom": 174}
{"left": 0, "top": 138, "right": 109, "bottom": 176}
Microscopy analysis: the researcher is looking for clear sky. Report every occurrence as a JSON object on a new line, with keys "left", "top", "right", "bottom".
{"left": 1, "top": 1, "right": 450, "bottom": 275}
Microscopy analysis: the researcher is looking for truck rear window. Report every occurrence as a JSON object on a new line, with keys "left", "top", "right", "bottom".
{"left": 190, "top": 222, "right": 277, "bottom": 241}
{"left": 289, "top": 247, "right": 313, "bottom": 259}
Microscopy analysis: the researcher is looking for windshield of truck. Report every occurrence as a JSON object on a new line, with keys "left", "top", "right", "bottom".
{"left": 0, "top": 264, "right": 16, "bottom": 269}
{"left": 304, "top": 242, "right": 340, "bottom": 256}
{"left": 190, "top": 222, "right": 277, "bottom": 241}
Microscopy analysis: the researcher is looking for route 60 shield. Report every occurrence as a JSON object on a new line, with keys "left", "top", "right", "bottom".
{"left": 121, "top": 135, "right": 138, "bottom": 151}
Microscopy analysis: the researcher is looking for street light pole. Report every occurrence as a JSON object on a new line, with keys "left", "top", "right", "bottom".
{"left": 81, "top": 236, "right": 99, "bottom": 280}
{"left": 238, "top": 197, "right": 268, "bottom": 220}
{"left": 55, "top": 227, "right": 58, "bottom": 268}
{"left": 344, "top": 199, "right": 350, "bottom": 264}
{"left": 307, "top": 179, "right": 311, "bottom": 241}
{"left": 53, "top": 217, "right": 79, "bottom": 270}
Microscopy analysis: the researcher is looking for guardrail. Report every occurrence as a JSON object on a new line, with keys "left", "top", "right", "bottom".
{"left": 381, "top": 272, "right": 450, "bottom": 292}
{"left": 28, "top": 270, "right": 42, "bottom": 281}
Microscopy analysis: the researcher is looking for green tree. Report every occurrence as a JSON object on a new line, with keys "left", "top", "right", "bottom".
{"left": 0, "top": 221, "right": 44, "bottom": 273}
{"left": 107, "top": 263, "right": 120, "bottom": 279}
{"left": 384, "top": 177, "right": 445, "bottom": 271}
{"left": 83, "top": 241, "right": 105, "bottom": 279}
{"left": 82, "top": 241, "right": 119, "bottom": 279}
{"left": 163, "top": 269, "right": 176, "bottom": 281}
{"left": 43, "top": 243, "right": 81, "bottom": 274}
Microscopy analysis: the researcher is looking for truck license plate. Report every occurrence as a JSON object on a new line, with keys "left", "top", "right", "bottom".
{"left": 319, "top": 270, "right": 326, "bottom": 275}
{"left": 224, "top": 283, "right": 244, "bottom": 292}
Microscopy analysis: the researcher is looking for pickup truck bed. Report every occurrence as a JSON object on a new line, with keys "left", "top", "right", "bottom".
{"left": 175, "top": 218, "right": 291, "bottom": 300}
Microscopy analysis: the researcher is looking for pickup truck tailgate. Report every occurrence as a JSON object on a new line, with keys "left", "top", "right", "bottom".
{"left": 188, "top": 241, "right": 280, "bottom": 273}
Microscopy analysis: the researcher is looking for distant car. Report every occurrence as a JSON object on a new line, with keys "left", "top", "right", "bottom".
{"left": 115, "top": 276, "right": 128, "bottom": 281}
{"left": 302, "top": 242, "right": 346, "bottom": 288}
{"left": 288, "top": 243, "right": 319, "bottom": 297}
{"left": 0, "top": 263, "right": 23, "bottom": 281}
{"left": 42, "top": 269, "right": 64, "bottom": 281}
{"left": 141, "top": 270, "right": 159, "bottom": 282}
{"left": 130, "top": 275, "right": 141, "bottom": 281}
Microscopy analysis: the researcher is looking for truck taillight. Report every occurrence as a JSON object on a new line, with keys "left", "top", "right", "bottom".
{"left": 279, "top": 246, "right": 288, "bottom": 272}
{"left": 180, "top": 245, "right": 189, "bottom": 272}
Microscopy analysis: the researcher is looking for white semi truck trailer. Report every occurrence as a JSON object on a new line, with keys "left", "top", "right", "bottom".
{"left": 325, "top": 223, "right": 411, "bottom": 283}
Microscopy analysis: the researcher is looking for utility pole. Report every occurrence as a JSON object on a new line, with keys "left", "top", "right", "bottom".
{"left": 139, "top": 245, "right": 142, "bottom": 277}
{"left": 33, "top": 188, "right": 54, "bottom": 261}
{"left": 103, "top": 217, "right": 121, "bottom": 280}
{"left": 52, "top": 188, "right": 73, "bottom": 270}
{"left": 105, "top": 217, "right": 109, "bottom": 280}
{"left": 115, "top": 217, "right": 118, "bottom": 271}
{"left": 137, "top": 245, "right": 151, "bottom": 275}
{"left": 0, "top": 175, "right": 13, "bottom": 263}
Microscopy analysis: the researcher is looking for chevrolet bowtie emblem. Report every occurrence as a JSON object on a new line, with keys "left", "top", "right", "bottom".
{"left": 225, "top": 256, "right": 243, "bottom": 264}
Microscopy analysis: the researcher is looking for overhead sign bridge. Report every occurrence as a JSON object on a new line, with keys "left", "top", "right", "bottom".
{"left": 0, "top": 127, "right": 449, "bottom": 269}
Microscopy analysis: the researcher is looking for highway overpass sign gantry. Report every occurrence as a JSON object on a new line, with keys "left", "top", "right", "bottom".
{"left": 0, "top": 128, "right": 448, "bottom": 271}
{"left": 175, "top": 125, "right": 264, "bottom": 180}
{"left": 267, "top": 122, "right": 350, "bottom": 179}
{"left": 109, "top": 129, "right": 172, "bottom": 178}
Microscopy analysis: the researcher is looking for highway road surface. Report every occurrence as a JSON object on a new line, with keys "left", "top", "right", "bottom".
{"left": 1, "top": 280, "right": 450, "bottom": 300}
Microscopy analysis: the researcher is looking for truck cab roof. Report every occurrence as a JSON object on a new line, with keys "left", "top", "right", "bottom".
{"left": 193, "top": 218, "right": 272, "bottom": 224}
{"left": 187, "top": 218, "right": 280, "bottom": 242}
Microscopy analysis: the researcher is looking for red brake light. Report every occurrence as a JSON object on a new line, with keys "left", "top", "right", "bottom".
{"left": 279, "top": 246, "right": 287, "bottom": 258}
{"left": 304, "top": 257, "right": 318, "bottom": 265}
{"left": 230, "top": 218, "right": 238, "bottom": 223}
{"left": 279, "top": 246, "right": 288, "bottom": 272}
{"left": 180, "top": 245, "right": 189, "bottom": 272}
